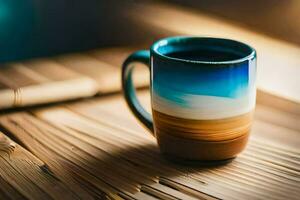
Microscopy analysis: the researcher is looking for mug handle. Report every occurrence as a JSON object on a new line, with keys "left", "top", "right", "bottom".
{"left": 121, "top": 50, "right": 154, "bottom": 134}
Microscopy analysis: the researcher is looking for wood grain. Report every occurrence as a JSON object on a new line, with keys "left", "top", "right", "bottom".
{"left": 0, "top": 131, "right": 91, "bottom": 200}
{"left": 0, "top": 90, "right": 298, "bottom": 199}
{"left": 0, "top": 47, "right": 149, "bottom": 110}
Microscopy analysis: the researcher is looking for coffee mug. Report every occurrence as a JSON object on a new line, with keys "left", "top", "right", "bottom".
{"left": 122, "top": 36, "right": 256, "bottom": 161}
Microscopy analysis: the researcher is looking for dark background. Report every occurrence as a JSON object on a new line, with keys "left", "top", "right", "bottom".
{"left": 0, "top": 0, "right": 299, "bottom": 62}
{"left": 0, "top": 0, "right": 156, "bottom": 62}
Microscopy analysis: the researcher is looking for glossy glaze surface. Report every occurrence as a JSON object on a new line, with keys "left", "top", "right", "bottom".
{"left": 122, "top": 36, "right": 256, "bottom": 160}
{"left": 151, "top": 37, "right": 256, "bottom": 120}
{"left": 150, "top": 37, "right": 256, "bottom": 160}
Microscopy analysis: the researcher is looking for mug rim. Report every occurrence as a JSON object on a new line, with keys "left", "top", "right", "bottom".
{"left": 150, "top": 36, "right": 256, "bottom": 65}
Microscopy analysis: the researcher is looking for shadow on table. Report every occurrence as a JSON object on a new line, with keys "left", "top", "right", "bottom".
{"left": 63, "top": 140, "right": 231, "bottom": 196}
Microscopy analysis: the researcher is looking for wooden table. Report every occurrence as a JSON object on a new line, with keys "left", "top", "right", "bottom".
{"left": 0, "top": 87, "right": 299, "bottom": 199}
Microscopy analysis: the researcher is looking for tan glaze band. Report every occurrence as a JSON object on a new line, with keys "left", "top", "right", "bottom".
{"left": 157, "top": 130, "right": 250, "bottom": 161}
{"left": 153, "top": 109, "right": 253, "bottom": 141}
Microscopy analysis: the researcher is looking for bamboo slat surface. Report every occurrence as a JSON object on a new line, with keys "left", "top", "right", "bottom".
{"left": 0, "top": 131, "right": 93, "bottom": 199}
{"left": 0, "top": 90, "right": 299, "bottom": 200}
{"left": 0, "top": 47, "right": 148, "bottom": 109}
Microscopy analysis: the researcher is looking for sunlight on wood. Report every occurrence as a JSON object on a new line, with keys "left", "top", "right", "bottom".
{"left": 0, "top": 91, "right": 299, "bottom": 199}
{"left": 128, "top": 2, "right": 300, "bottom": 102}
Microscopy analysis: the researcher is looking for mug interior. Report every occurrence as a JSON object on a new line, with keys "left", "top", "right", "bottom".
{"left": 151, "top": 37, "right": 255, "bottom": 64}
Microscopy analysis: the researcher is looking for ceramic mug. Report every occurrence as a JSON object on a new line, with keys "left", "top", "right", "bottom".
{"left": 122, "top": 36, "right": 256, "bottom": 161}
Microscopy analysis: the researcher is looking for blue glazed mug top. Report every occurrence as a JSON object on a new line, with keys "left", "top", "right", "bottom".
{"left": 122, "top": 36, "right": 257, "bottom": 161}
{"left": 150, "top": 37, "right": 256, "bottom": 120}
